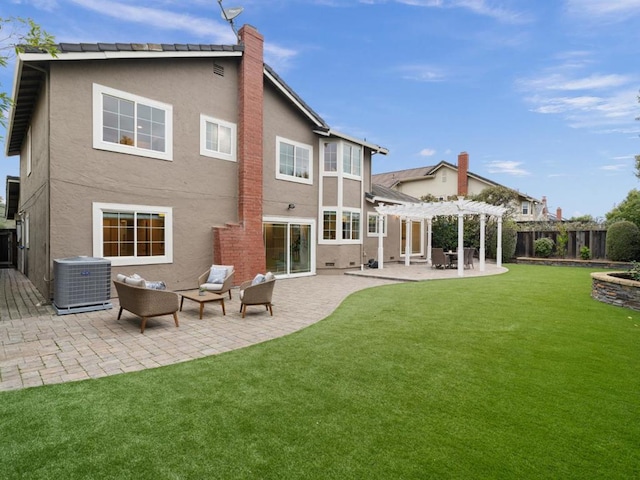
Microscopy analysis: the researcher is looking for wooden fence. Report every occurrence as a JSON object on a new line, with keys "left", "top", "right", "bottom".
{"left": 516, "top": 228, "right": 608, "bottom": 259}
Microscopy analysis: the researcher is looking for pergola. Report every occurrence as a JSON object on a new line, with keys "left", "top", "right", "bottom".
{"left": 374, "top": 197, "right": 508, "bottom": 277}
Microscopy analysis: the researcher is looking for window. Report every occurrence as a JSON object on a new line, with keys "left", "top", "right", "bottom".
{"left": 367, "top": 213, "right": 386, "bottom": 236}
{"left": 276, "top": 137, "right": 312, "bottom": 184}
{"left": 522, "top": 201, "right": 529, "bottom": 215}
{"left": 93, "top": 84, "right": 173, "bottom": 161}
{"left": 323, "top": 142, "right": 338, "bottom": 172}
{"left": 442, "top": 170, "right": 447, "bottom": 183}
{"left": 93, "top": 203, "right": 173, "bottom": 266}
{"left": 342, "top": 211, "right": 360, "bottom": 241}
{"left": 200, "top": 114, "right": 236, "bottom": 161}
{"left": 323, "top": 211, "right": 337, "bottom": 240}
{"left": 342, "top": 144, "right": 361, "bottom": 177}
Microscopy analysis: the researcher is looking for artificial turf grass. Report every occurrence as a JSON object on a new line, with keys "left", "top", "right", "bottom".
{"left": 1, "top": 264, "right": 638, "bottom": 479}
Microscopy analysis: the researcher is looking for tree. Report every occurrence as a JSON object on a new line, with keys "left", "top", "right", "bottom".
{"left": 605, "top": 189, "right": 640, "bottom": 230}
{"left": 1, "top": 17, "right": 57, "bottom": 136}
{"left": 469, "top": 185, "right": 520, "bottom": 217}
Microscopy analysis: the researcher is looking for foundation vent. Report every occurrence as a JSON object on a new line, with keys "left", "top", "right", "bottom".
{"left": 213, "top": 63, "right": 224, "bottom": 76}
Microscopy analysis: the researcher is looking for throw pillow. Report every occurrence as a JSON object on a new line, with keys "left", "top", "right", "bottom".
{"left": 265, "top": 272, "right": 275, "bottom": 281}
{"left": 207, "top": 266, "right": 228, "bottom": 284}
{"left": 251, "top": 273, "right": 266, "bottom": 285}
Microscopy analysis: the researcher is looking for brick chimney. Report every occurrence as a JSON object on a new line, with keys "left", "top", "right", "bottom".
{"left": 457, "top": 151, "right": 469, "bottom": 196}
{"left": 213, "top": 25, "right": 267, "bottom": 283}
{"left": 556, "top": 207, "right": 562, "bottom": 221}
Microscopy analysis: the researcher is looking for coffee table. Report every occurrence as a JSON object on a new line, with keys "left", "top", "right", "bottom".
{"left": 180, "top": 290, "right": 226, "bottom": 319}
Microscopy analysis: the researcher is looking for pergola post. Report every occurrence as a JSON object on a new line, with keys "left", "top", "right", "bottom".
{"left": 405, "top": 218, "right": 411, "bottom": 266}
{"left": 457, "top": 212, "right": 464, "bottom": 277}
{"left": 497, "top": 216, "right": 503, "bottom": 268}
{"left": 427, "top": 217, "right": 433, "bottom": 266}
{"left": 377, "top": 212, "right": 384, "bottom": 269}
{"left": 479, "top": 213, "right": 486, "bottom": 271}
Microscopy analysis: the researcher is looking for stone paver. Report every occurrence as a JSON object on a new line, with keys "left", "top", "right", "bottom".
{"left": 0, "top": 263, "right": 507, "bottom": 392}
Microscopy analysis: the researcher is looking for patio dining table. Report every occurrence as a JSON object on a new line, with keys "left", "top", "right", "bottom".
{"left": 444, "top": 251, "right": 458, "bottom": 268}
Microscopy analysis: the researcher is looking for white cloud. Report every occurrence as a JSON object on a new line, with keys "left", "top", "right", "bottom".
{"left": 68, "top": 0, "right": 236, "bottom": 43}
{"left": 566, "top": 0, "right": 640, "bottom": 19}
{"left": 420, "top": 148, "right": 437, "bottom": 156}
{"left": 398, "top": 64, "right": 447, "bottom": 82}
{"left": 600, "top": 164, "right": 627, "bottom": 171}
{"left": 486, "top": 160, "right": 530, "bottom": 176}
{"left": 517, "top": 54, "right": 640, "bottom": 130}
{"left": 394, "top": 0, "right": 532, "bottom": 24}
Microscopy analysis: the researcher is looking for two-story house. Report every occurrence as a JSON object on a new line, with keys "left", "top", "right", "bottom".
{"left": 5, "top": 24, "right": 413, "bottom": 300}
{"left": 373, "top": 152, "right": 558, "bottom": 223}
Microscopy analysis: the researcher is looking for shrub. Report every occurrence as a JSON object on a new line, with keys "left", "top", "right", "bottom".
{"left": 534, "top": 237, "right": 554, "bottom": 257}
{"left": 579, "top": 246, "right": 591, "bottom": 260}
{"left": 606, "top": 221, "right": 640, "bottom": 261}
{"left": 486, "top": 219, "right": 518, "bottom": 263}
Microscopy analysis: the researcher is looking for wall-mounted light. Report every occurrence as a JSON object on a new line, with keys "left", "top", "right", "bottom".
{"left": 288, "top": 203, "right": 296, "bottom": 210}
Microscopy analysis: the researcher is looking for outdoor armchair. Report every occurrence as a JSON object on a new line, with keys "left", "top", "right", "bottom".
{"left": 431, "top": 248, "right": 448, "bottom": 269}
{"left": 238, "top": 274, "right": 276, "bottom": 318}
{"left": 198, "top": 264, "right": 235, "bottom": 299}
{"left": 113, "top": 280, "right": 180, "bottom": 334}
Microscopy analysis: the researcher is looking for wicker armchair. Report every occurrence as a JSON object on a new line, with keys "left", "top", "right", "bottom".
{"left": 113, "top": 280, "right": 180, "bottom": 333}
{"left": 238, "top": 277, "right": 276, "bottom": 318}
{"left": 198, "top": 265, "right": 235, "bottom": 299}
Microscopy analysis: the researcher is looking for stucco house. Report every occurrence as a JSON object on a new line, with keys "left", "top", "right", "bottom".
{"left": 5, "top": 24, "right": 419, "bottom": 300}
{"left": 373, "top": 152, "right": 561, "bottom": 223}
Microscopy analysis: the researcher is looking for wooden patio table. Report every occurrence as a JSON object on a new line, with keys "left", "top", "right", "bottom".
{"left": 179, "top": 290, "right": 226, "bottom": 319}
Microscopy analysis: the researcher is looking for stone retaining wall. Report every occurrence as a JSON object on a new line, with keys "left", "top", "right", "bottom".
{"left": 590, "top": 272, "right": 640, "bottom": 311}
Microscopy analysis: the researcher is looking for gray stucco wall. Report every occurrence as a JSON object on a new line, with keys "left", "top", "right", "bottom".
{"left": 47, "top": 58, "right": 241, "bottom": 293}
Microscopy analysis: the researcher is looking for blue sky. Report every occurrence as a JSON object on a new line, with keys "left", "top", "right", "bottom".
{"left": 2, "top": 0, "right": 639, "bottom": 219}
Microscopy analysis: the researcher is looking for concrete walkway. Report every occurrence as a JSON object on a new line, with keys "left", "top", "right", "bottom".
{"left": 0, "top": 262, "right": 507, "bottom": 392}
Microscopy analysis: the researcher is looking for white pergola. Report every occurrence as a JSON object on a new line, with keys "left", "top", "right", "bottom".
{"left": 374, "top": 197, "right": 508, "bottom": 277}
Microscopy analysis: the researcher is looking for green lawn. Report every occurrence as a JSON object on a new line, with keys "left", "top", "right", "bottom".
{"left": 1, "top": 264, "right": 638, "bottom": 479}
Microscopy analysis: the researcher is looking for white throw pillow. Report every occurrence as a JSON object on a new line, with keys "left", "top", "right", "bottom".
{"left": 207, "top": 266, "right": 228, "bottom": 284}
{"left": 265, "top": 272, "right": 275, "bottom": 281}
{"left": 251, "top": 273, "right": 266, "bottom": 285}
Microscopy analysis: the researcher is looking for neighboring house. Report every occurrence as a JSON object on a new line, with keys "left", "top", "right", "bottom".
{"left": 5, "top": 25, "right": 396, "bottom": 300}
{"left": 373, "top": 152, "right": 560, "bottom": 223}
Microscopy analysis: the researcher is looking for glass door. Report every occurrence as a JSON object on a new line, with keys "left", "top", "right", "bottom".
{"left": 264, "top": 220, "right": 313, "bottom": 277}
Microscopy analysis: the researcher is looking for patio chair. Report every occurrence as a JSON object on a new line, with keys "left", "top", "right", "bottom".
{"left": 239, "top": 273, "right": 276, "bottom": 318}
{"left": 464, "top": 248, "right": 475, "bottom": 269}
{"left": 431, "top": 248, "right": 448, "bottom": 269}
{"left": 198, "top": 264, "right": 235, "bottom": 299}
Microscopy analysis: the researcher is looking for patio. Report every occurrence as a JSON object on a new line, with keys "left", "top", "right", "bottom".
{"left": 0, "top": 262, "right": 506, "bottom": 391}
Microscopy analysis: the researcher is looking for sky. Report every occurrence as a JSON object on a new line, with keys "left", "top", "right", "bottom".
{"left": 1, "top": 0, "right": 639, "bottom": 219}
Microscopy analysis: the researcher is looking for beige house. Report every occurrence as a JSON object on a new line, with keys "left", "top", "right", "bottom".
{"left": 373, "top": 152, "right": 558, "bottom": 223}
{"left": 5, "top": 24, "right": 408, "bottom": 300}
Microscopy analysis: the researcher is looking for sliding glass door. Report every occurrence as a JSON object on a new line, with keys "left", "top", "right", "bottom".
{"left": 263, "top": 219, "right": 314, "bottom": 277}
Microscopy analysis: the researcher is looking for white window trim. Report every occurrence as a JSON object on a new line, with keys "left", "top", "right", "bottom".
{"left": 199, "top": 114, "right": 237, "bottom": 162}
{"left": 320, "top": 140, "right": 339, "bottom": 176}
{"left": 92, "top": 202, "right": 173, "bottom": 266}
{"left": 342, "top": 142, "right": 362, "bottom": 180}
{"left": 341, "top": 208, "right": 362, "bottom": 243}
{"left": 276, "top": 136, "right": 313, "bottom": 185}
{"left": 92, "top": 83, "right": 173, "bottom": 161}
{"left": 367, "top": 212, "right": 387, "bottom": 237}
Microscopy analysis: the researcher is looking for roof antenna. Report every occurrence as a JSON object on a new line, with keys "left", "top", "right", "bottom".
{"left": 217, "top": 0, "right": 244, "bottom": 42}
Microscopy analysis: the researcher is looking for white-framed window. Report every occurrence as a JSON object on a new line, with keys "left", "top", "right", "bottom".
{"left": 342, "top": 209, "right": 361, "bottom": 241}
{"left": 26, "top": 127, "right": 32, "bottom": 176}
{"left": 276, "top": 136, "right": 313, "bottom": 185}
{"left": 322, "top": 210, "right": 337, "bottom": 241}
{"left": 367, "top": 212, "right": 387, "bottom": 237}
{"left": 200, "top": 114, "right": 236, "bottom": 162}
{"left": 92, "top": 202, "right": 173, "bottom": 266}
{"left": 442, "top": 170, "right": 447, "bottom": 183}
{"left": 93, "top": 84, "right": 173, "bottom": 161}
{"left": 323, "top": 141, "right": 338, "bottom": 173}
{"left": 342, "top": 143, "right": 361, "bottom": 178}
{"left": 522, "top": 201, "right": 529, "bottom": 215}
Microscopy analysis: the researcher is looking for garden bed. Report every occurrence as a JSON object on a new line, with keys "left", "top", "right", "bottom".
{"left": 591, "top": 271, "right": 640, "bottom": 311}
{"left": 516, "top": 257, "right": 631, "bottom": 269}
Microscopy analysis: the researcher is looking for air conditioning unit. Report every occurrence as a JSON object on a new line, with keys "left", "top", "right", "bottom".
{"left": 53, "top": 256, "right": 112, "bottom": 315}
